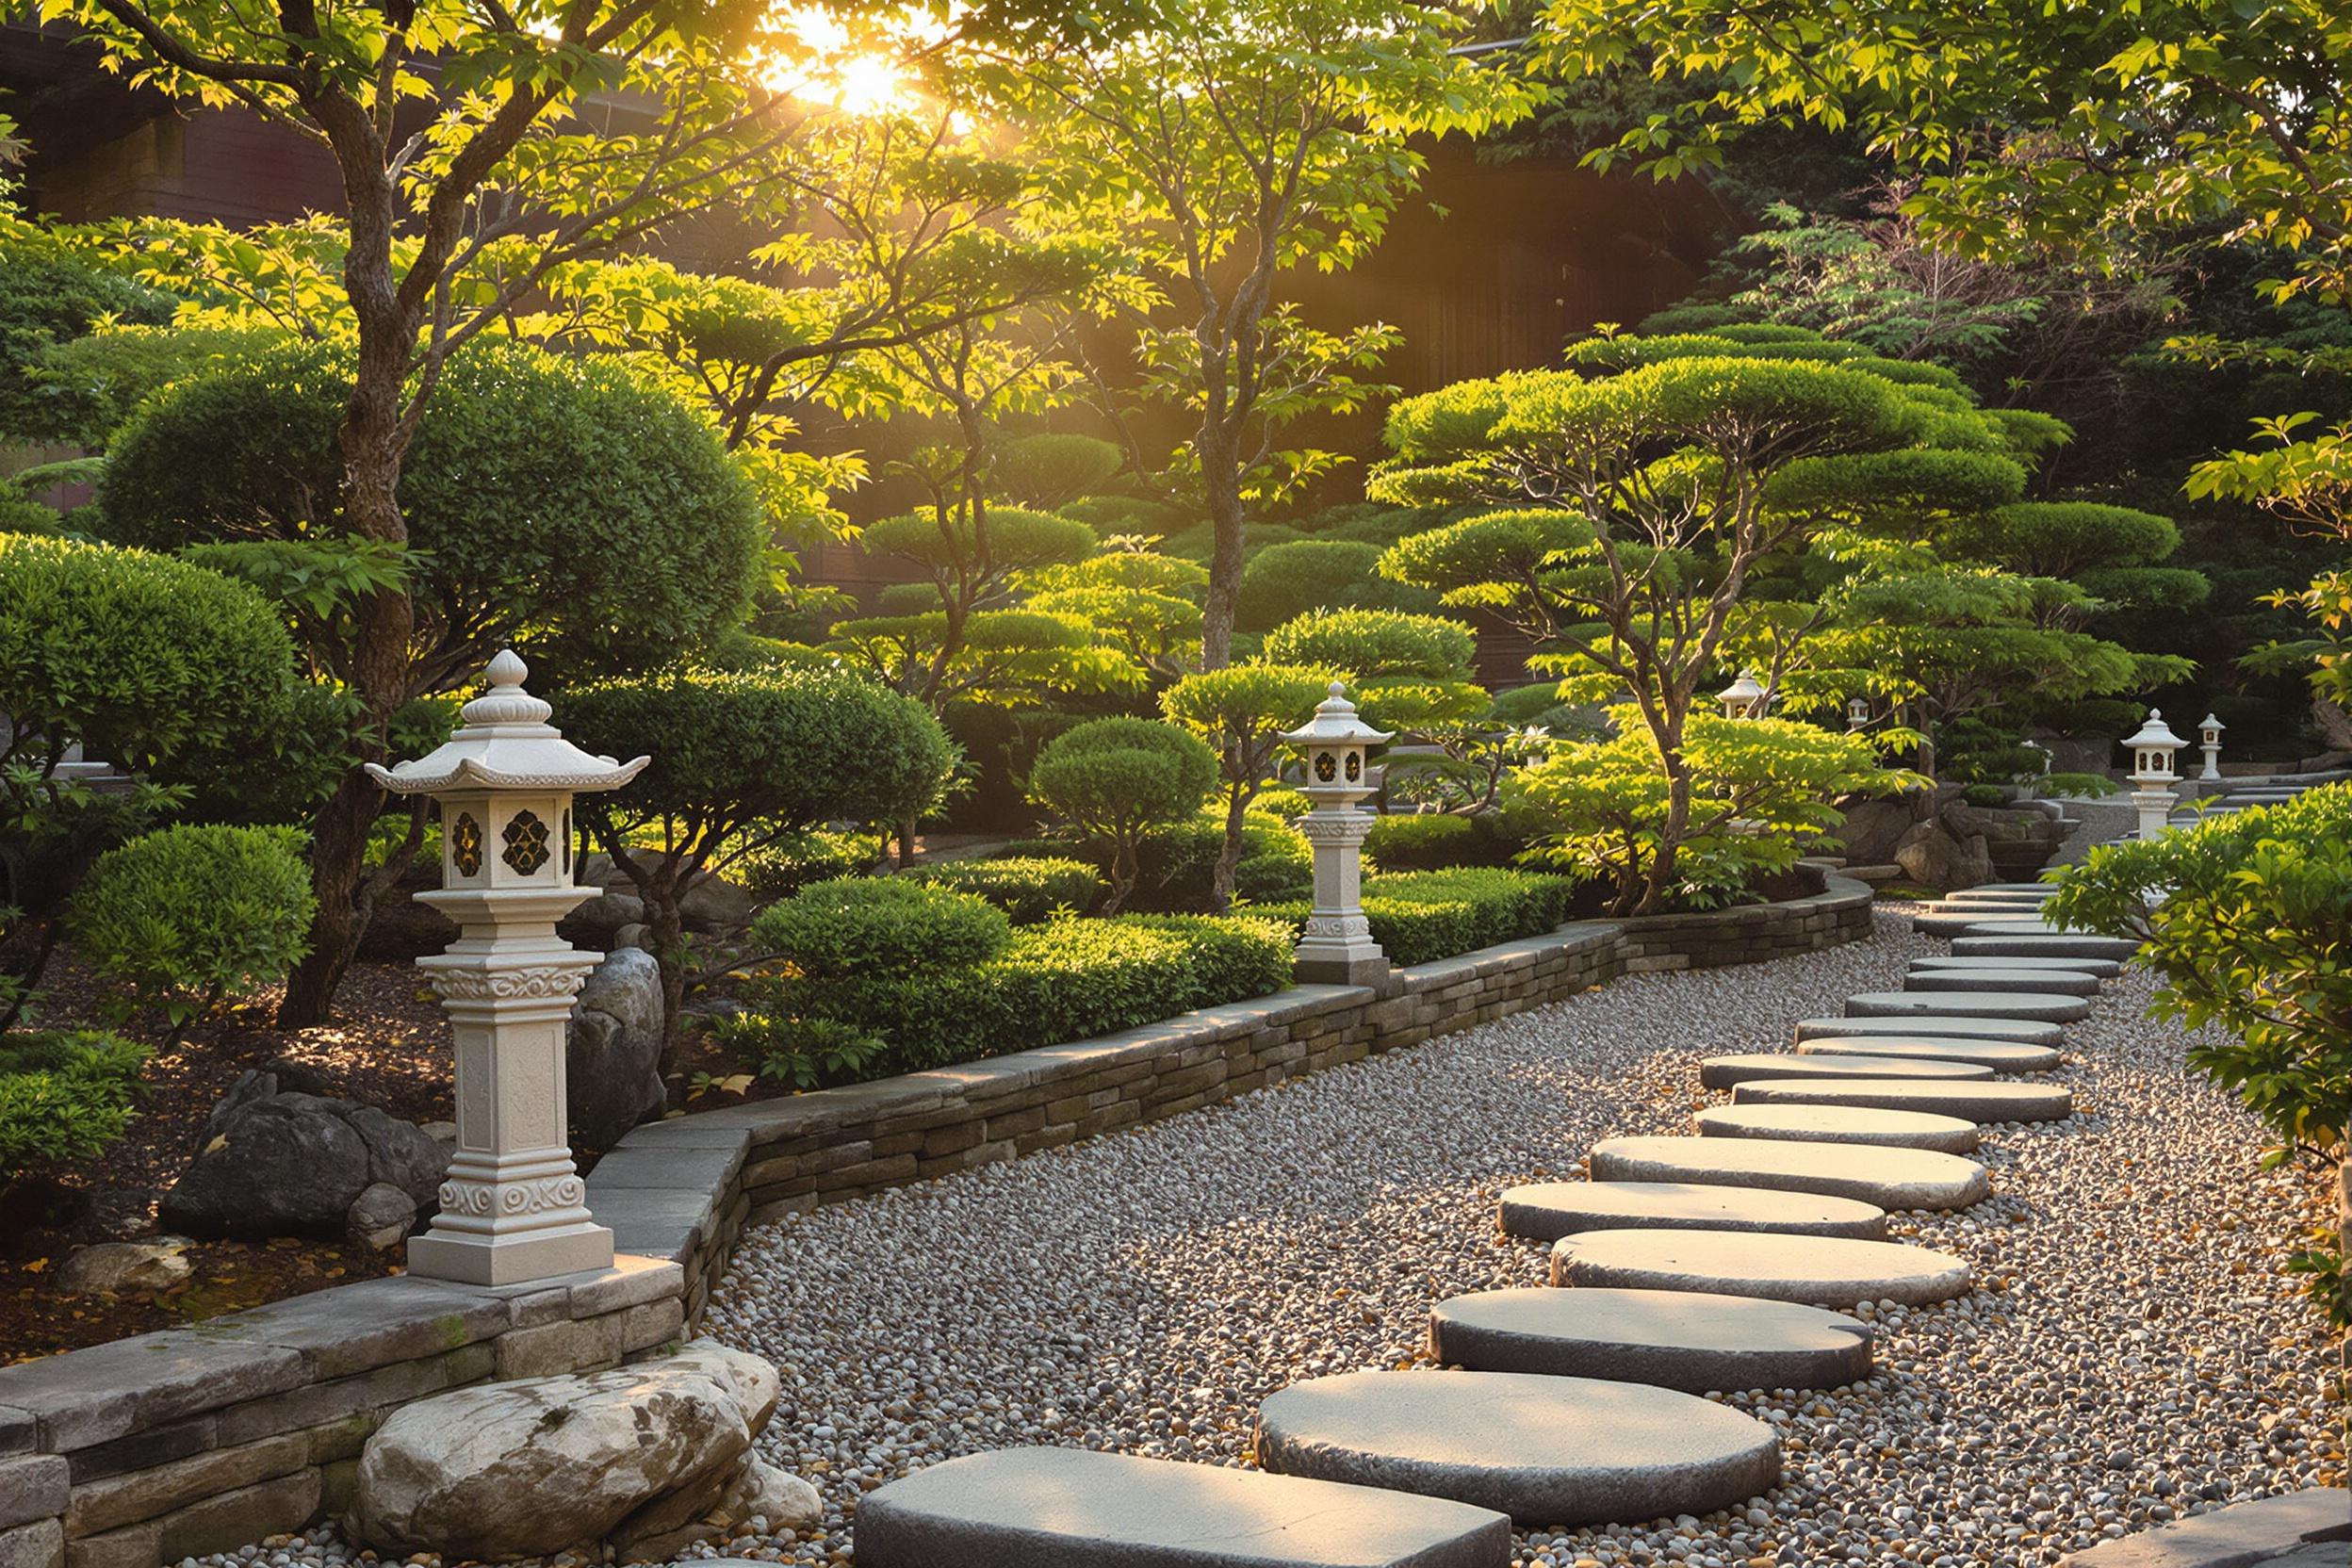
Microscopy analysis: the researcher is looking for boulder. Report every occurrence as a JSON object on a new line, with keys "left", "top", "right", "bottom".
{"left": 158, "top": 1072, "right": 448, "bottom": 1240}
{"left": 1829, "top": 797, "right": 1917, "bottom": 866}
{"left": 678, "top": 873, "right": 757, "bottom": 933}
{"left": 55, "top": 1238, "right": 192, "bottom": 1296}
{"left": 568, "top": 947, "right": 668, "bottom": 1147}
{"left": 347, "top": 1343, "right": 788, "bottom": 1561}
{"left": 345, "top": 1183, "right": 418, "bottom": 1250}
{"left": 565, "top": 889, "right": 647, "bottom": 941}
{"left": 1892, "top": 821, "right": 1993, "bottom": 891}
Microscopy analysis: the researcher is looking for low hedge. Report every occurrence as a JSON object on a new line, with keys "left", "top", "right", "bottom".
{"left": 723, "top": 911, "right": 1293, "bottom": 1079}
{"left": 1258, "top": 867, "right": 1578, "bottom": 966}
{"left": 903, "top": 856, "right": 1105, "bottom": 923}
{"left": 750, "top": 877, "right": 1010, "bottom": 980}
{"left": 732, "top": 830, "right": 875, "bottom": 902}
{"left": 996, "top": 811, "right": 1314, "bottom": 911}
{"left": 1362, "top": 812, "right": 1522, "bottom": 872}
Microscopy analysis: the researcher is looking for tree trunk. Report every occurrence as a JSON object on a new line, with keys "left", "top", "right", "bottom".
{"left": 1199, "top": 425, "right": 1247, "bottom": 671}
{"left": 1636, "top": 762, "right": 1693, "bottom": 918}
{"left": 275, "top": 358, "right": 418, "bottom": 1025}
{"left": 1211, "top": 784, "right": 1249, "bottom": 912}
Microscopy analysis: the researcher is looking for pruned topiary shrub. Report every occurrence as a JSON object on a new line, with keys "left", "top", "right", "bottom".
{"left": 732, "top": 830, "right": 876, "bottom": 902}
{"left": 751, "top": 876, "right": 1011, "bottom": 979}
{"left": 903, "top": 857, "right": 1105, "bottom": 923}
{"left": 1363, "top": 811, "right": 1522, "bottom": 872}
{"left": 1028, "top": 718, "right": 1218, "bottom": 912}
{"left": 68, "top": 825, "right": 315, "bottom": 1043}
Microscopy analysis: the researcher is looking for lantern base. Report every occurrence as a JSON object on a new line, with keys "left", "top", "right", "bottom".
{"left": 407, "top": 1219, "right": 615, "bottom": 1286}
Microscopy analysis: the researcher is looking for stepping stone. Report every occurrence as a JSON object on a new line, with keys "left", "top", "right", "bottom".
{"left": 1911, "top": 909, "right": 2026, "bottom": 937}
{"left": 1253, "top": 1369, "right": 1781, "bottom": 1527}
{"left": 1973, "top": 882, "right": 2066, "bottom": 893}
{"left": 1951, "top": 933, "right": 2139, "bottom": 961}
{"left": 1588, "top": 1135, "right": 1987, "bottom": 1211}
{"left": 1428, "top": 1286, "right": 1873, "bottom": 1393}
{"left": 1499, "top": 1181, "right": 1886, "bottom": 1242}
{"left": 1734, "top": 1077, "right": 2074, "bottom": 1123}
{"left": 1794, "top": 1015, "right": 2064, "bottom": 1047}
{"left": 1699, "top": 1052, "right": 1992, "bottom": 1089}
{"left": 1692, "top": 1102, "right": 1981, "bottom": 1154}
{"left": 1549, "top": 1228, "right": 1972, "bottom": 1307}
{"left": 1914, "top": 954, "right": 2121, "bottom": 979}
{"left": 1903, "top": 967, "right": 2100, "bottom": 997}
{"left": 1952, "top": 917, "right": 2071, "bottom": 937}
{"left": 1845, "top": 989, "right": 2091, "bottom": 1023}
{"left": 1939, "top": 888, "right": 2052, "bottom": 905}
{"left": 855, "top": 1446, "right": 1513, "bottom": 1568}
{"left": 1793, "top": 1035, "right": 2061, "bottom": 1072}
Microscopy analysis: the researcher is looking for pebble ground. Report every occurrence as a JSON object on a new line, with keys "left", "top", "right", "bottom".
{"left": 195, "top": 905, "right": 2344, "bottom": 1568}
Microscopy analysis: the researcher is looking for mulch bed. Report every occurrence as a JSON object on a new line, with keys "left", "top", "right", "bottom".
{"left": 1, "top": 953, "right": 457, "bottom": 1364}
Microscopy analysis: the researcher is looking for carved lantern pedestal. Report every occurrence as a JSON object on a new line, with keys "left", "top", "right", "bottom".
{"left": 366, "top": 650, "right": 647, "bottom": 1286}
{"left": 2122, "top": 708, "right": 2186, "bottom": 843}
{"left": 1282, "top": 682, "right": 1395, "bottom": 987}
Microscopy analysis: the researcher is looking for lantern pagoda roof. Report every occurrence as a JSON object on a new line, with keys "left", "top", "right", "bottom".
{"left": 365, "top": 650, "right": 648, "bottom": 795}
{"left": 2122, "top": 709, "right": 2186, "bottom": 750}
{"left": 2198, "top": 712, "right": 2226, "bottom": 732}
{"left": 1282, "top": 681, "right": 1395, "bottom": 747}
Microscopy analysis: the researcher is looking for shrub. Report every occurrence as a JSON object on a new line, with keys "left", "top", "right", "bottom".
{"left": 0, "top": 232, "right": 176, "bottom": 444}
{"left": 1160, "top": 662, "right": 1333, "bottom": 906}
{"left": 68, "top": 825, "right": 315, "bottom": 1041}
{"left": 2047, "top": 787, "right": 2352, "bottom": 1327}
{"left": 1238, "top": 541, "right": 1384, "bottom": 630}
{"left": 1029, "top": 718, "right": 1218, "bottom": 911}
{"left": 1364, "top": 812, "right": 1521, "bottom": 871}
{"left": 1059, "top": 495, "right": 1193, "bottom": 540}
{"left": 904, "top": 857, "right": 1105, "bottom": 923}
{"left": 732, "top": 830, "right": 875, "bottom": 902}
{"left": 1960, "top": 783, "right": 2010, "bottom": 808}
{"left": 1255, "top": 787, "right": 1311, "bottom": 819}
{"left": 990, "top": 433, "right": 1124, "bottom": 508}
{"left": 1257, "top": 867, "right": 1579, "bottom": 966}
{"left": 749, "top": 876, "right": 1010, "bottom": 981}
{"left": 98, "top": 334, "right": 762, "bottom": 678}
{"left": 0, "top": 1029, "right": 150, "bottom": 1174}
{"left": 562, "top": 666, "right": 957, "bottom": 1047}
{"left": 1262, "top": 607, "right": 1478, "bottom": 679}
{"left": 736, "top": 913, "right": 1293, "bottom": 1076}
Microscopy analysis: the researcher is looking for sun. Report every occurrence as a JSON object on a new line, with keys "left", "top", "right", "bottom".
{"left": 765, "top": 5, "right": 923, "bottom": 116}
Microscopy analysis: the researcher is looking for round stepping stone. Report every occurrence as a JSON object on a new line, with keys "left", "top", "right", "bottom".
{"left": 1845, "top": 989, "right": 2090, "bottom": 1023}
{"left": 1692, "top": 1102, "right": 1980, "bottom": 1154}
{"left": 1428, "top": 1286, "right": 1873, "bottom": 1393}
{"left": 1734, "top": 1077, "right": 2074, "bottom": 1123}
{"left": 1794, "top": 1015, "right": 2064, "bottom": 1047}
{"left": 1253, "top": 1369, "right": 1781, "bottom": 1527}
{"left": 1588, "top": 1135, "right": 1987, "bottom": 1211}
{"left": 1915, "top": 953, "right": 2121, "bottom": 979}
{"left": 1550, "top": 1228, "right": 1971, "bottom": 1306}
{"left": 1903, "top": 966, "right": 2099, "bottom": 997}
{"left": 1940, "top": 888, "right": 2052, "bottom": 905}
{"left": 1951, "top": 933, "right": 2139, "bottom": 961}
{"left": 1953, "top": 917, "right": 2070, "bottom": 937}
{"left": 1974, "top": 882, "right": 2066, "bottom": 892}
{"left": 1700, "top": 1052, "right": 1992, "bottom": 1089}
{"left": 1913, "top": 909, "right": 2053, "bottom": 937}
{"left": 855, "top": 1446, "right": 1514, "bottom": 1568}
{"left": 1793, "top": 1035, "right": 2061, "bottom": 1072}
{"left": 1499, "top": 1181, "right": 1886, "bottom": 1242}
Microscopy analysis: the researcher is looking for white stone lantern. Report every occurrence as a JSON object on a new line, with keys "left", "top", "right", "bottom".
{"left": 1718, "top": 670, "right": 1766, "bottom": 720}
{"left": 2197, "top": 712, "right": 2226, "bottom": 781}
{"left": 1281, "top": 681, "right": 1395, "bottom": 985}
{"left": 366, "top": 650, "right": 648, "bottom": 1284}
{"left": 2122, "top": 708, "right": 2186, "bottom": 841}
{"left": 1845, "top": 696, "right": 1870, "bottom": 732}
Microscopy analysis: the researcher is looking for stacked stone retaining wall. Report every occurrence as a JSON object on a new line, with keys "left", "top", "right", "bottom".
{"left": 0, "top": 870, "right": 1870, "bottom": 1568}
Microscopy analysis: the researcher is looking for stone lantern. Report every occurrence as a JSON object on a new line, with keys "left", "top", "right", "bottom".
{"left": 366, "top": 649, "right": 648, "bottom": 1284}
{"left": 1282, "top": 681, "right": 1395, "bottom": 985}
{"left": 2122, "top": 708, "right": 2186, "bottom": 841}
{"left": 1845, "top": 696, "right": 1870, "bottom": 732}
{"left": 2197, "top": 712, "right": 2226, "bottom": 782}
{"left": 1718, "top": 670, "right": 1766, "bottom": 720}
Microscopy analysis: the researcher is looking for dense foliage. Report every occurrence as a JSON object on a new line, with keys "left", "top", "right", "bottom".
{"left": 0, "top": 1029, "right": 150, "bottom": 1177}
{"left": 2048, "top": 788, "right": 2352, "bottom": 1326}
{"left": 902, "top": 857, "right": 1105, "bottom": 923}
{"left": 1027, "top": 718, "right": 1219, "bottom": 912}
{"left": 1258, "top": 867, "right": 1581, "bottom": 967}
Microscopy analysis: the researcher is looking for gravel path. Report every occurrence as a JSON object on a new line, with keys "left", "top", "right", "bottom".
{"left": 691, "top": 905, "right": 2341, "bottom": 1568}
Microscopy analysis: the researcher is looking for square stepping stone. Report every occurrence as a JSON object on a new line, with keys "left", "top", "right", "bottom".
{"left": 1429, "top": 1286, "right": 1874, "bottom": 1394}
{"left": 1733, "top": 1077, "right": 2074, "bottom": 1123}
{"left": 854, "top": 1447, "right": 1514, "bottom": 1568}
{"left": 1791, "top": 1036, "right": 2062, "bottom": 1072}
{"left": 1903, "top": 967, "right": 2099, "bottom": 997}
{"left": 1588, "top": 1135, "right": 1988, "bottom": 1211}
{"left": 1844, "top": 990, "right": 2091, "bottom": 1023}
{"left": 1700, "top": 1053, "right": 1990, "bottom": 1090}
{"left": 1793, "top": 1015, "right": 2065, "bottom": 1048}
{"left": 1254, "top": 1369, "right": 1781, "bottom": 1527}
{"left": 1499, "top": 1181, "right": 1886, "bottom": 1242}
{"left": 1692, "top": 1103, "right": 1980, "bottom": 1154}
{"left": 1548, "top": 1227, "right": 1972, "bottom": 1307}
